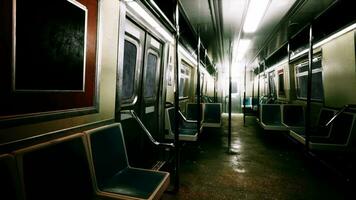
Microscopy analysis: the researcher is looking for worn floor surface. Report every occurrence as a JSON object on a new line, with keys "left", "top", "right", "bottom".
{"left": 162, "top": 114, "right": 354, "bottom": 200}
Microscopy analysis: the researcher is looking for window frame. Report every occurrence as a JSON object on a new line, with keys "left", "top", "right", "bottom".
{"left": 294, "top": 55, "right": 324, "bottom": 101}
{"left": 179, "top": 61, "right": 192, "bottom": 99}
{"left": 143, "top": 48, "right": 160, "bottom": 102}
{"left": 121, "top": 35, "right": 141, "bottom": 107}
{"left": 277, "top": 69, "right": 285, "bottom": 97}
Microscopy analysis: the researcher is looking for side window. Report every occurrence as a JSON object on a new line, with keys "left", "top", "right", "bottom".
{"left": 263, "top": 74, "right": 268, "bottom": 96}
{"left": 268, "top": 71, "right": 276, "bottom": 97}
{"left": 179, "top": 62, "right": 191, "bottom": 98}
{"left": 278, "top": 69, "right": 285, "bottom": 96}
{"left": 144, "top": 51, "right": 159, "bottom": 98}
{"left": 295, "top": 56, "right": 324, "bottom": 101}
{"left": 122, "top": 39, "right": 138, "bottom": 101}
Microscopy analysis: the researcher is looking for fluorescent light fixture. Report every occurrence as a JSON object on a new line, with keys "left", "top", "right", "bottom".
{"left": 236, "top": 39, "right": 251, "bottom": 60}
{"left": 126, "top": 1, "right": 174, "bottom": 43}
{"left": 243, "top": 0, "right": 270, "bottom": 33}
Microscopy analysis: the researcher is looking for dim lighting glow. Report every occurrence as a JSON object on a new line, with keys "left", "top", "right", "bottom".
{"left": 243, "top": 0, "right": 270, "bottom": 33}
{"left": 236, "top": 39, "right": 251, "bottom": 60}
{"left": 126, "top": 1, "right": 174, "bottom": 43}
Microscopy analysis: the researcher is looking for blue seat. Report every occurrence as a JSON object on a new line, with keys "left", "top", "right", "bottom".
{"left": 289, "top": 108, "right": 336, "bottom": 138}
{"left": 203, "top": 103, "right": 222, "bottom": 127}
{"left": 14, "top": 134, "right": 94, "bottom": 200}
{"left": 165, "top": 107, "right": 199, "bottom": 141}
{"left": 290, "top": 109, "right": 356, "bottom": 151}
{"left": 242, "top": 97, "right": 252, "bottom": 109}
{"left": 282, "top": 105, "right": 305, "bottom": 131}
{"left": 0, "top": 154, "right": 23, "bottom": 200}
{"left": 259, "top": 104, "right": 287, "bottom": 131}
{"left": 85, "top": 123, "right": 170, "bottom": 199}
{"left": 186, "top": 103, "right": 203, "bottom": 121}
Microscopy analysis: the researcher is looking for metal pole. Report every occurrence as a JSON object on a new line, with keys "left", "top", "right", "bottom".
{"left": 213, "top": 75, "right": 217, "bottom": 103}
{"left": 243, "top": 64, "right": 246, "bottom": 126}
{"left": 257, "top": 64, "right": 261, "bottom": 120}
{"left": 228, "top": 53, "right": 232, "bottom": 152}
{"left": 305, "top": 24, "right": 313, "bottom": 152}
{"left": 197, "top": 33, "right": 201, "bottom": 136}
{"left": 173, "top": 0, "right": 180, "bottom": 192}
{"left": 251, "top": 70, "right": 254, "bottom": 109}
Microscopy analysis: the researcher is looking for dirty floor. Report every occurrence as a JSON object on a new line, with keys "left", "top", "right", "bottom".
{"left": 162, "top": 114, "right": 353, "bottom": 200}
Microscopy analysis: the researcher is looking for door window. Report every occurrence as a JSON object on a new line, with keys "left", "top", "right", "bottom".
{"left": 122, "top": 40, "right": 138, "bottom": 101}
{"left": 144, "top": 52, "right": 158, "bottom": 98}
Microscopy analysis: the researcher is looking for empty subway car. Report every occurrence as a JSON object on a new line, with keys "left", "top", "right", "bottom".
{"left": 1, "top": 0, "right": 356, "bottom": 199}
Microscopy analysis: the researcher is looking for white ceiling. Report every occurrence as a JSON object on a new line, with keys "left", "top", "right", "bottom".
{"left": 179, "top": 0, "right": 335, "bottom": 72}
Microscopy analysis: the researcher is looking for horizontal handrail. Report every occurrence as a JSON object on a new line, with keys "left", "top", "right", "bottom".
{"left": 324, "top": 104, "right": 356, "bottom": 127}
{"left": 120, "top": 110, "right": 175, "bottom": 148}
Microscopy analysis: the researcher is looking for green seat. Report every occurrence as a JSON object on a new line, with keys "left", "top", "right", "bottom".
{"left": 186, "top": 103, "right": 203, "bottom": 121}
{"left": 14, "top": 134, "right": 94, "bottom": 200}
{"left": 165, "top": 107, "right": 199, "bottom": 141}
{"left": 289, "top": 110, "right": 355, "bottom": 151}
{"left": 259, "top": 104, "right": 287, "bottom": 131}
{"left": 203, "top": 103, "right": 222, "bottom": 127}
{"left": 85, "top": 123, "right": 169, "bottom": 200}
{"left": 0, "top": 154, "right": 23, "bottom": 200}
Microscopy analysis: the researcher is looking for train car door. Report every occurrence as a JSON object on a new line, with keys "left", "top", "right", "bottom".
{"left": 141, "top": 34, "right": 162, "bottom": 137}
{"left": 119, "top": 18, "right": 163, "bottom": 168}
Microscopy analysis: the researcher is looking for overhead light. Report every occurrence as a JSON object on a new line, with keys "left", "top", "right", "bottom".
{"left": 236, "top": 39, "right": 251, "bottom": 60}
{"left": 243, "top": 0, "right": 270, "bottom": 33}
{"left": 126, "top": 1, "right": 174, "bottom": 43}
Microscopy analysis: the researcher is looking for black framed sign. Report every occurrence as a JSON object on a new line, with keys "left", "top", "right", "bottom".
{"left": 0, "top": 0, "right": 99, "bottom": 126}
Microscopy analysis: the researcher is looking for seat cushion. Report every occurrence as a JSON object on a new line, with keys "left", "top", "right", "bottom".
{"left": 102, "top": 168, "right": 167, "bottom": 199}
{"left": 179, "top": 128, "right": 197, "bottom": 136}
{"left": 181, "top": 121, "right": 197, "bottom": 129}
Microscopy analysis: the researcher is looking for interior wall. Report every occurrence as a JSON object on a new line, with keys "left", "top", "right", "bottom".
{"left": 322, "top": 30, "right": 356, "bottom": 108}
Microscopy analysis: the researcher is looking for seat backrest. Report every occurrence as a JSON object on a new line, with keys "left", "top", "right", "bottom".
{"left": 167, "top": 107, "right": 176, "bottom": 133}
{"left": 283, "top": 105, "right": 304, "bottom": 126}
{"left": 328, "top": 113, "right": 354, "bottom": 144}
{"left": 0, "top": 154, "right": 23, "bottom": 200}
{"left": 186, "top": 103, "right": 202, "bottom": 121}
{"left": 203, "top": 103, "right": 221, "bottom": 123}
{"left": 316, "top": 108, "right": 336, "bottom": 135}
{"left": 85, "top": 123, "right": 129, "bottom": 189}
{"left": 14, "top": 134, "right": 93, "bottom": 200}
{"left": 252, "top": 98, "right": 258, "bottom": 106}
{"left": 243, "top": 97, "right": 252, "bottom": 106}
{"left": 261, "top": 104, "right": 281, "bottom": 125}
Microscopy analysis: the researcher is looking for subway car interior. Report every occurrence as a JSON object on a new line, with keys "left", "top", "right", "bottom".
{"left": 1, "top": 0, "right": 356, "bottom": 199}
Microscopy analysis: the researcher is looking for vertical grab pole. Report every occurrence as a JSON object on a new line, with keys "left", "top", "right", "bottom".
{"left": 197, "top": 33, "right": 201, "bottom": 136}
{"left": 173, "top": 0, "right": 180, "bottom": 192}
{"left": 305, "top": 24, "right": 313, "bottom": 152}
{"left": 251, "top": 70, "right": 254, "bottom": 111}
{"left": 257, "top": 64, "right": 261, "bottom": 120}
{"left": 227, "top": 49, "right": 232, "bottom": 152}
{"left": 213, "top": 75, "right": 217, "bottom": 103}
{"left": 243, "top": 64, "right": 247, "bottom": 126}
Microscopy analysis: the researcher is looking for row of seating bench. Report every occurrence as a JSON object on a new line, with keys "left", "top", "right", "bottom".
{"left": 241, "top": 97, "right": 258, "bottom": 113}
{"left": 164, "top": 103, "right": 222, "bottom": 142}
{"left": 258, "top": 104, "right": 305, "bottom": 131}
{"left": 258, "top": 104, "right": 356, "bottom": 152}
{"left": 0, "top": 123, "right": 169, "bottom": 200}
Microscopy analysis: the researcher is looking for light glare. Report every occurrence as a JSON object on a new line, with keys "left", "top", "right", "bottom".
{"left": 127, "top": 1, "right": 174, "bottom": 43}
{"left": 236, "top": 39, "right": 251, "bottom": 60}
{"left": 243, "top": 0, "right": 269, "bottom": 33}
